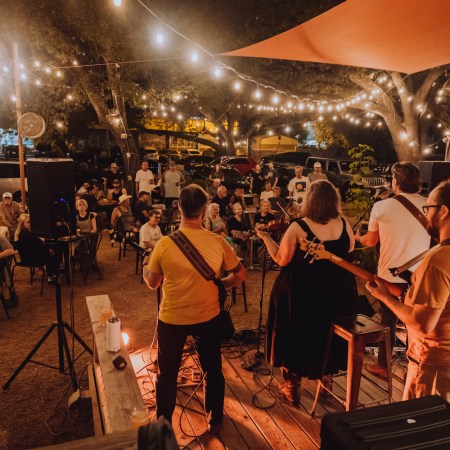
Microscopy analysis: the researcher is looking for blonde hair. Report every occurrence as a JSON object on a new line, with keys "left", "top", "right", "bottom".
{"left": 76, "top": 198, "right": 88, "bottom": 210}
{"left": 14, "top": 213, "right": 30, "bottom": 241}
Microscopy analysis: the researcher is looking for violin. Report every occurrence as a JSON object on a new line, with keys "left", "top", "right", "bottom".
{"left": 255, "top": 218, "right": 290, "bottom": 234}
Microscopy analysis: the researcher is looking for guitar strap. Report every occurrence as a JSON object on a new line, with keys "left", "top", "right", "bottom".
{"left": 393, "top": 194, "right": 437, "bottom": 244}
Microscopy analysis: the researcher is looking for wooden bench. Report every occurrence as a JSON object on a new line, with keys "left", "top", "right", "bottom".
{"left": 86, "top": 295, "right": 145, "bottom": 434}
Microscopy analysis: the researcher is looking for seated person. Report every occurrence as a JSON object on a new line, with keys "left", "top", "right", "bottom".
{"left": 254, "top": 199, "right": 276, "bottom": 227}
{"left": 107, "top": 179, "right": 128, "bottom": 204}
{"left": 207, "top": 178, "right": 221, "bottom": 199}
{"left": 209, "top": 163, "right": 224, "bottom": 184}
{"left": 75, "top": 198, "right": 98, "bottom": 271}
{"left": 211, "top": 186, "right": 229, "bottom": 218}
{"left": 204, "top": 203, "right": 227, "bottom": 238}
{"left": 269, "top": 187, "right": 288, "bottom": 217}
{"left": 14, "top": 213, "right": 57, "bottom": 281}
{"left": 135, "top": 191, "right": 150, "bottom": 226}
{"left": 228, "top": 203, "right": 252, "bottom": 261}
{"left": 260, "top": 182, "right": 274, "bottom": 202}
{"left": 77, "top": 181, "right": 91, "bottom": 195}
{"left": 0, "top": 192, "right": 25, "bottom": 240}
{"left": 228, "top": 187, "right": 246, "bottom": 215}
{"left": 111, "top": 194, "right": 139, "bottom": 234}
{"left": 139, "top": 210, "right": 162, "bottom": 263}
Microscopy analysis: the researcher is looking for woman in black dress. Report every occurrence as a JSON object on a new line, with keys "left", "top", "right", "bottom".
{"left": 255, "top": 180, "right": 358, "bottom": 406}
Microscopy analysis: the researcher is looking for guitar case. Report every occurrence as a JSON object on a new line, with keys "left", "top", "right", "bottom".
{"left": 321, "top": 395, "right": 450, "bottom": 449}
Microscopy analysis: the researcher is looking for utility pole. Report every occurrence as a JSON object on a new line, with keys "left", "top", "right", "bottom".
{"left": 13, "top": 42, "right": 27, "bottom": 209}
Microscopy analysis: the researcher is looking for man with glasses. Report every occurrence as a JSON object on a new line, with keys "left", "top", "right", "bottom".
{"left": 355, "top": 162, "right": 431, "bottom": 379}
{"left": 139, "top": 210, "right": 162, "bottom": 263}
{"left": 367, "top": 179, "right": 450, "bottom": 401}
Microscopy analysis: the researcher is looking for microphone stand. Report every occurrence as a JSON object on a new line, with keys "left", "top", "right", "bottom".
{"left": 351, "top": 189, "right": 385, "bottom": 233}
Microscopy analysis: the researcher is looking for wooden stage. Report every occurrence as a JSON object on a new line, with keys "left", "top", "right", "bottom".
{"left": 130, "top": 341, "right": 407, "bottom": 449}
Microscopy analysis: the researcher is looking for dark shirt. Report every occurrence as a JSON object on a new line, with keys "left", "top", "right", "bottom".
{"left": 105, "top": 171, "right": 122, "bottom": 189}
{"left": 227, "top": 216, "right": 251, "bottom": 235}
{"left": 135, "top": 199, "right": 150, "bottom": 225}
{"left": 210, "top": 170, "right": 224, "bottom": 181}
{"left": 250, "top": 171, "right": 265, "bottom": 194}
{"left": 254, "top": 212, "right": 276, "bottom": 226}
{"left": 211, "top": 195, "right": 229, "bottom": 218}
{"left": 229, "top": 193, "right": 246, "bottom": 211}
{"left": 265, "top": 168, "right": 278, "bottom": 187}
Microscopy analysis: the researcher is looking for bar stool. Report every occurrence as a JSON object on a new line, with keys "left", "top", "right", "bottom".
{"left": 231, "top": 282, "right": 248, "bottom": 312}
{"left": 310, "top": 314, "right": 392, "bottom": 415}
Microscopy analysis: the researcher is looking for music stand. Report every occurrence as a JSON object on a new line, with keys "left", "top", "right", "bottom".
{"left": 3, "top": 250, "right": 92, "bottom": 391}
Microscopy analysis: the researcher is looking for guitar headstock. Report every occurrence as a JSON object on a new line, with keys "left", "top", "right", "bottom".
{"left": 299, "top": 239, "right": 332, "bottom": 261}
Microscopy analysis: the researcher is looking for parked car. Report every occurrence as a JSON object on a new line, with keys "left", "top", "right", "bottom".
{"left": 210, "top": 156, "right": 256, "bottom": 176}
{"left": 304, "top": 156, "right": 388, "bottom": 196}
{"left": 178, "top": 148, "right": 201, "bottom": 159}
{"left": 191, "top": 165, "right": 250, "bottom": 193}
{"left": 261, "top": 151, "right": 311, "bottom": 167}
{"left": 140, "top": 147, "right": 159, "bottom": 161}
{"left": 183, "top": 155, "right": 215, "bottom": 173}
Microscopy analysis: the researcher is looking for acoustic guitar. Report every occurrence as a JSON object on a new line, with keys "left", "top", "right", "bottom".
{"left": 299, "top": 239, "right": 406, "bottom": 298}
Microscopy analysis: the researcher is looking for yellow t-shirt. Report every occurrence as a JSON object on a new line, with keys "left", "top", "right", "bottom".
{"left": 147, "top": 227, "right": 240, "bottom": 325}
{"left": 405, "top": 246, "right": 450, "bottom": 365}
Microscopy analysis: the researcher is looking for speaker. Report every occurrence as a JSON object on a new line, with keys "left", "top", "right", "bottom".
{"left": 419, "top": 161, "right": 450, "bottom": 195}
{"left": 27, "top": 158, "right": 76, "bottom": 237}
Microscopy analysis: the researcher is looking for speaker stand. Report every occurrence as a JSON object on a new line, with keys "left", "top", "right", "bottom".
{"left": 3, "top": 270, "right": 92, "bottom": 391}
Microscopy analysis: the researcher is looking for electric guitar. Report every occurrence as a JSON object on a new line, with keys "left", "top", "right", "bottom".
{"left": 299, "top": 239, "right": 406, "bottom": 298}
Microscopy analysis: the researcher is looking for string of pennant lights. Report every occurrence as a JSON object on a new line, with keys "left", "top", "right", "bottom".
{"left": 0, "top": 0, "right": 448, "bottom": 153}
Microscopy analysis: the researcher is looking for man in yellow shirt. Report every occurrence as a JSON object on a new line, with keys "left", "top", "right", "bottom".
{"left": 144, "top": 184, "right": 247, "bottom": 432}
{"left": 366, "top": 179, "right": 450, "bottom": 401}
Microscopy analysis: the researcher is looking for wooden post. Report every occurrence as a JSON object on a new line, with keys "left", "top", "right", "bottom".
{"left": 12, "top": 42, "right": 27, "bottom": 210}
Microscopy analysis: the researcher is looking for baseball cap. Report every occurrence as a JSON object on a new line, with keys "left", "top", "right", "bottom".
{"left": 314, "top": 162, "right": 322, "bottom": 168}
{"left": 2, "top": 192, "right": 12, "bottom": 199}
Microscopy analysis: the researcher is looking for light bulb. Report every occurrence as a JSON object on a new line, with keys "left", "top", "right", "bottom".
{"left": 254, "top": 90, "right": 262, "bottom": 99}
{"left": 156, "top": 33, "right": 164, "bottom": 44}
{"left": 191, "top": 53, "right": 198, "bottom": 62}
{"left": 113, "top": 0, "right": 122, "bottom": 6}
{"left": 234, "top": 81, "right": 241, "bottom": 91}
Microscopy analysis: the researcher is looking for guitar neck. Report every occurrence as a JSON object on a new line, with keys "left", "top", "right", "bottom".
{"left": 327, "top": 254, "right": 405, "bottom": 298}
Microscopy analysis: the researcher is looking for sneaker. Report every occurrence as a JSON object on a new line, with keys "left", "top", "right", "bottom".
{"left": 278, "top": 381, "right": 300, "bottom": 406}
{"left": 47, "top": 276, "right": 55, "bottom": 285}
{"left": 365, "top": 362, "right": 388, "bottom": 380}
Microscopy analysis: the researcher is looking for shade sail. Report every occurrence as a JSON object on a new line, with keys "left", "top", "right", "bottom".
{"left": 223, "top": 0, "right": 450, "bottom": 74}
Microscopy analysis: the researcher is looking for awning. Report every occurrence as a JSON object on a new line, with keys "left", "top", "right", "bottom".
{"left": 223, "top": 0, "right": 450, "bottom": 74}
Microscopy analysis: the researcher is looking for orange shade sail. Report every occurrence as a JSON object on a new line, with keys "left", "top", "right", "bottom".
{"left": 223, "top": 0, "right": 450, "bottom": 74}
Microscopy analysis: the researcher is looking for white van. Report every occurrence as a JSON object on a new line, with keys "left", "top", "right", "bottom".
{"left": 179, "top": 149, "right": 201, "bottom": 159}
{"left": 142, "top": 147, "right": 159, "bottom": 160}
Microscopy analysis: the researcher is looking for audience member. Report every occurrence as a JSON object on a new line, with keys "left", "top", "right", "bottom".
{"left": 288, "top": 166, "right": 310, "bottom": 202}
{"left": 161, "top": 161, "right": 185, "bottom": 208}
{"left": 254, "top": 199, "right": 276, "bottom": 226}
{"left": 111, "top": 194, "right": 139, "bottom": 233}
{"left": 308, "top": 162, "right": 328, "bottom": 182}
{"left": 0, "top": 192, "right": 24, "bottom": 239}
{"left": 207, "top": 179, "right": 221, "bottom": 199}
{"left": 103, "top": 162, "right": 123, "bottom": 191}
{"left": 107, "top": 179, "right": 127, "bottom": 204}
{"left": 249, "top": 163, "right": 265, "bottom": 207}
{"left": 260, "top": 182, "right": 274, "bottom": 202}
{"left": 139, "top": 210, "right": 163, "bottom": 262}
{"left": 269, "top": 187, "right": 288, "bottom": 216}
{"left": 209, "top": 163, "right": 224, "bottom": 184}
{"left": 264, "top": 162, "right": 278, "bottom": 189}
{"left": 135, "top": 191, "right": 151, "bottom": 226}
{"left": 211, "top": 186, "right": 229, "bottom": 218}
{"left": 135, "top": 160, "right": 155, "bottom": 199}
{"left": 204, "top": 203, "right": 227, "bottom": 237}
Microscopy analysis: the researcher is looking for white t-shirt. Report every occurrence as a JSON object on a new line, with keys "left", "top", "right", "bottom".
{"left": 135, "top": 169, "right": 155, "bottom": 193}
{"left": 260, "top": 190, "right": 274, "bottom": 201}
{"left": 139, "top": 222, "right": 162, "bottom": 249}
{"left": 288, "top": 176, "right": 310, "bottom": 199}
{"left": 368, "top": 193, "right": 431, "bottom": 283}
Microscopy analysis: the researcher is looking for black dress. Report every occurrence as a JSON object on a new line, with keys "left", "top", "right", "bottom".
{"left": 265, "top": 218, "right": 358, "bottom": 379}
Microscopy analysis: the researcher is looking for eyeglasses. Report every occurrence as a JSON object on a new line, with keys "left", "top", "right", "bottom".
{"left": 422, "top": 204, "right": 442, "bottom": 214}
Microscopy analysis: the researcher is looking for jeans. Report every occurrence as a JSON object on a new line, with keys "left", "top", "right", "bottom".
{"left": 378, "top": 302, "right": 398, "bottom": 368}
{"left": 156, "top": 314, "right": 224, "bottom": 425}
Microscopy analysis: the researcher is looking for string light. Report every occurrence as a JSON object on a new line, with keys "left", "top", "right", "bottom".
{"left": 191, "top": 53, "right": 198, "bottom": 62}
{"left": 113, "top": 0, "right": 122, "bottom": 6}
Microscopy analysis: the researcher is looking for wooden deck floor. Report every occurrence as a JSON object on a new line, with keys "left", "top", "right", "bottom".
{"left": 129, "top": 341, "right": 407, "bottom": 449}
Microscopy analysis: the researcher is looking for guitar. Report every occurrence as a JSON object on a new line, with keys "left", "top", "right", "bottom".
{"left": 299, "top": 239, "right": 406, "bottom": 298}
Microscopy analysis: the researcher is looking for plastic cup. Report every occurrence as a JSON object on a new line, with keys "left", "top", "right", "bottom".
{"left": 129, "top": 406, "right": 150, "bottom": 430}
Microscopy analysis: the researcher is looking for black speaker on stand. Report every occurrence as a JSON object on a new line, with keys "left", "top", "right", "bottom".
{"left": 3, "top": 158, "right": 92, "bottom": 392}
{"left": 26, "top": 158, "right": 77, "bottom": 238}
{"left": 419, "top": 161, "right": 450, "bottom": 196}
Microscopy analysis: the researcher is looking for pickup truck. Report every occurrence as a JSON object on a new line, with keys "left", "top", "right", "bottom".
{"left": 304, "top": 156, "right": 388, "bottom": 196}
